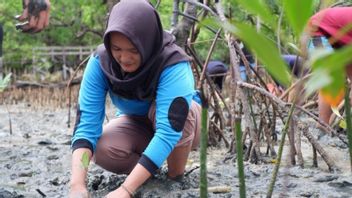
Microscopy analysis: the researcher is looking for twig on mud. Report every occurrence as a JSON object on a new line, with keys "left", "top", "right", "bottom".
{"left": 190, "top": 185, "right": 232, "bottom": 193}
{"left": 184, "top": 165, "right": 199, "bottom": 177}
{"left": 36, "top": 189, "right": 47, "bottom": 197}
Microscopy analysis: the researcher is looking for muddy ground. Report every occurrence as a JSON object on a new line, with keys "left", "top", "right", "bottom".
{"left": 1, "top": 102, "right": 352, "bottom": 198}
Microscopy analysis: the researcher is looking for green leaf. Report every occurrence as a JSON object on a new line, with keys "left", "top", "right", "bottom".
{"left": 321, "top": 68, "right": 345, "bottom": 97}
{"left": 339, "top": 119, "right": 347, "bottom": 129}
{"left": 0, "top": 73, "right": 12, "bottom": 93}
{"left": 306, "top": 45, "right": 352, "bottom": 97}
{"left": 311, "top": 45, "right": 352, "bottom": 71}
{"left": 81, "top": 151, "right": 90, "bottom": 169}
{"left": 226, "top": 23, "right": 292, "bottom": 87}
{"left": 305, "top": 68, "right": 331, "bottom": 96}
{"left": 283, "top": 0, "right": 315, "bottom": 36}
{"left": 233, "top": 0, "right": 277, "bottom": 29}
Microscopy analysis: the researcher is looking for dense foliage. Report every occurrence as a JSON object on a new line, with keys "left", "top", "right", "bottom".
{"left": 0, "top": 0, "right": 227, "bottom": 70}
{"left": 1, "top": 0, "right": 107, "bottom": 69}
{"left": 1, "top": 0, "right": 351, "bottom": 75}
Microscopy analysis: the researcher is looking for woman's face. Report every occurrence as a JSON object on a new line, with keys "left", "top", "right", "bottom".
{"left": 110, "top": 32, "right": 141, "bottom": 73}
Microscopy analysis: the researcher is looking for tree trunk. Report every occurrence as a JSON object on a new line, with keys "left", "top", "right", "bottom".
{"left": 171, "top": 2, "right": 198, "bottom": 48}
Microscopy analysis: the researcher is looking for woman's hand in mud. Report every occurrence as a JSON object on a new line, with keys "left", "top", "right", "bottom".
{"left": 69, "top": 184, "right": 90, "bottom": 198}
{"left": 105, "top": 187, "right": 131, "bottom": 198}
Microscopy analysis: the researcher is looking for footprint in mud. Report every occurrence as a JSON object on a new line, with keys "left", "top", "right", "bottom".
{"left": 0, "top": 188, "right": 24, "bottom": 198}
{"left": 328, "top": 180, "right": 352, "bottom": 197}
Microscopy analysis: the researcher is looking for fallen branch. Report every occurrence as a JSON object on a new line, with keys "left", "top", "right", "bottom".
{"left": 299, "top": 123, "right": 338, "bottom": 171}
{"left": 190, "top": 185, "right": 231, "bottom": 193}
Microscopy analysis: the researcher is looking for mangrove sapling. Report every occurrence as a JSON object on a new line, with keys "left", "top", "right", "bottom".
{"left": 343, "top": 82, "right": 352, "bottom": 172}
{"left": 196, "top": 28, "right": 221, "bottom": 198}
{"left": 266, "top": 101, "right": 296, "bottom": 198}
{"left": 0, "top": 73, "right": 12, "bottom": 135}
{"left": 235, "top": 117, "right": 246, "bottom": 198}
{"left": 200, "top": 94, "right": 209, "bottom": 198}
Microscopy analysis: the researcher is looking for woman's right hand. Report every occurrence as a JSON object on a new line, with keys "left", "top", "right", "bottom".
{"left": 69, "top": 184, "right": 90, "bottom": 198}
{"left": 69, "top": 149, "right": 92, "bottom": 198}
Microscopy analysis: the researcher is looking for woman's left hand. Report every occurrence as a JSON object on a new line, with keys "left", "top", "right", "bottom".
{"left": 105, "top": 187, "right": 131, "bottom": 198}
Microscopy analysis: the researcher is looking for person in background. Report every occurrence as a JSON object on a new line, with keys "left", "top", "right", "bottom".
{"left": 69, "top": 1, "right": 201, "bottom": 197}
{"left": 206, "top": 60, "right": 228, "bottom": 91}
{"left": 266, "top": 54, "right": 305, "bottom": 96}
{"left": 306, "top": 7, "right": 352, "bottom": 125}
{"left": 237, "top": 41, "right": 255, "bottom": 81}
{"left": 16, "top": 0, "right": 50, "bottom": 33}
{"left": 236, "top": 44, "right": 305, "bottom": 97}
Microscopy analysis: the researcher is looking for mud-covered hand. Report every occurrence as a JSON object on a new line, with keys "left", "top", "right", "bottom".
{"left": 16, "top": 0, "right": 50, "bottom": 33}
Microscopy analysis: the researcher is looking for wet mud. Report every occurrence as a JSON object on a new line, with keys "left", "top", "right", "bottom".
{"left": 1, "top": 103, "right": 352, "bottom": 198}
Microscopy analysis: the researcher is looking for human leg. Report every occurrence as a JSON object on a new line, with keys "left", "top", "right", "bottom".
{"left": 148, "top": 101, "right": 201, "bottom": 178}
{"left": 167, "top": 101, "right": 201, "bottom": 178}
{"left": 308, "top": 36, "right": 335, "bottom": 126}
{"left": 94, "top": 116, "right": 154, "bottom": 174}
{"left": 318, "top": 92, "right": 333, "bottom": 125}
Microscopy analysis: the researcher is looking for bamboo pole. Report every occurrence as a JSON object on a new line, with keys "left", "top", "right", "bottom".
{"left": 344, "top": 82, "right": 352, "bottom": 172}
{"left": 266, "top": 102, "right": 296, "bottom": 198}
{"left": 235, "top": 117, "right": 246, "bottom": 198}
{"left": 200, "top": 93, "right": 209, "bottom": 198}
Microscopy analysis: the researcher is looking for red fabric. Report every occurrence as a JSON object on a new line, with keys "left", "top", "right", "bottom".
{"left": 309, "top": 7, "right": 352, "bottom": 45}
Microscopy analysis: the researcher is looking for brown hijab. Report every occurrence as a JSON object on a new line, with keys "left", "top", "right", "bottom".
{"left": 96, "top": 0, "right": 190, "bottom": 100}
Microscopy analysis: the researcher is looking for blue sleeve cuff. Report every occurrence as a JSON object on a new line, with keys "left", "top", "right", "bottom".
{"left": 138, "top": 154, "right": 159, "bottom": 175}
{"left": 71, "top": 139, "right": 94, "bottom": 154}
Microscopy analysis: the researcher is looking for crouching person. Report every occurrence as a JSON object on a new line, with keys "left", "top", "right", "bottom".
{"left": 69, "top": 1, "right": 201, "bottom": 197}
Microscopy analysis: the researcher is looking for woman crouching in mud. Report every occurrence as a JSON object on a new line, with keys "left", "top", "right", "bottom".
{"left": 69, "top": 0, "right": 201, "bottom": 197}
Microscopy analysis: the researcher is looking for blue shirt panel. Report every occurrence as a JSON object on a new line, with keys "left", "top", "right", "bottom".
{"left": 109, "top": 92, "right": 151, "bottom": 116}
